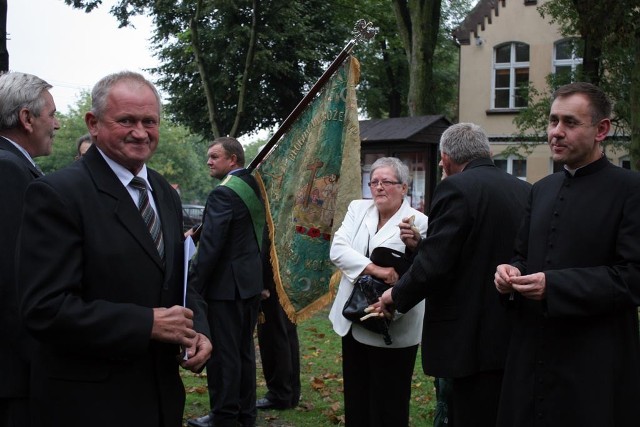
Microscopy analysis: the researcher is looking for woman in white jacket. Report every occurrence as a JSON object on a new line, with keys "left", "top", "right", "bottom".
{"left": 329, "top": 157, "right": 428, "bottom": 427}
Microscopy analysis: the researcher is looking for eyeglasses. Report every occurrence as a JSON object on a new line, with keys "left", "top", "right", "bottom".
{"left": 368, "top": 180, "right": 402, "bottom": 188}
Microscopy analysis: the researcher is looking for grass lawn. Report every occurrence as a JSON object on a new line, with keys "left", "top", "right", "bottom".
{"left": 182, "top": 307, "right": 437, "bottom": 426}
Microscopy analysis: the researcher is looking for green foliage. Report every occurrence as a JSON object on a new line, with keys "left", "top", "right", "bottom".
{"left": 38, "top": 91, "right": 92, "bottom": 173}
{"left": 63, "top": 0, "right": 471, "bottom": 133}
{"left": 243, "top": 138, "right": 268, "bottom": 166}
{"left": 64, "top": 1, "right": 353, "bottom": 138}
{"left": 148, "top": 0, "right": 352, "bottom": 138}
{"left": 320, "top": 0, "right": 472, "bottom": 120}
{"left": 343, "top": 1, "right": 410, "bottom": 118}
{"left": 148, "top": 119, "right": 211, "bottom": 204}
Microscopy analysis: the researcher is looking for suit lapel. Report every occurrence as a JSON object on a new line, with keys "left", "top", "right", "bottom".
{"left": 369, "top": 200, "right": 409, "bottom": 249}
{"left": 84, "top": 147, "right": 165, "bottom": 271}
{"left": 363, "top": 204, "right": 379, "bottom": 253}
{"left": 0, "top": 137, "right": 43, "bottom": 178}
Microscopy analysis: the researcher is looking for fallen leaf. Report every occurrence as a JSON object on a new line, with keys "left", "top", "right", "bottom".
{"left": 310, "top": 377, "right": 326, "bottom": 390}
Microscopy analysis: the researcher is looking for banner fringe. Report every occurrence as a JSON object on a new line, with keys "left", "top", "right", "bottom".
{"left": 255, "top": 171, "right": 299, "bottom": 323}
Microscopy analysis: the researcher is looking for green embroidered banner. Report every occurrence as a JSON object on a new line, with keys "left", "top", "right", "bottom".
{"left": 255, "top": 57, "right": 362, "bottom": 322}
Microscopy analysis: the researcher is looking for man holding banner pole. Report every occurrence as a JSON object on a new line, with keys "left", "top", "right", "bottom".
{"left": 188, "top": 137, "right": 266, "bottom": 427}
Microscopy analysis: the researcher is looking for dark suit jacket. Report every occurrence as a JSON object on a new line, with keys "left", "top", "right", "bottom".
{"left": 189, "top": 168, "right": 264, "bottom": 301}
{"left": 0, "top": 136, "right": 41, "bottom": 399}
{"left": 393, "top": 158, "right": 531, "bottom": 378}
{"left": 17, "top": 145, "right": 208, "bottom": 427}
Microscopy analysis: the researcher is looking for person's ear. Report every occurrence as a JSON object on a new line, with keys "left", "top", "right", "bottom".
{"left": 595, "top": 118, "right": 611, "bottom": 143}
{"left": 18, "top": 108, "right": 33, "bottom": 133}
{"left": 85, "top": 112, "right": 99, "bottom": 136}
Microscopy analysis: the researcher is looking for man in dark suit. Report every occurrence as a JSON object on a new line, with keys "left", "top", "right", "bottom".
{"left": 17, "top": 71, "right": 211, "bottom": 427}
{"left": 495, "top": 82, "right": 640, "bottom": 426}
{"left": 378, "top": 122, "right": 531, "bottom": 426}
{"left": 188, "top": 137, "right": 265, "bottom": 427}
{"left": 0, "top": 72, "right": 59, "bottom": 427}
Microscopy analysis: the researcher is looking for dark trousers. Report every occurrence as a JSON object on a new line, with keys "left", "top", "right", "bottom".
{"left": 342, "top": 330, "right": 418, "bottom": 427}
{"left": 434, "top": 377, "right": 453, "bottom": 427}
{"left": 207, "top": 295, "right": 261, "bottom": 427}
{"left": 450, "top": 370, "right": 503, "bottom": 427}
{"left": 256, "top": 291, "right": 300, "bottom": 407}
{"left": 0, "top": 398, "right": 28, "bottom": 427}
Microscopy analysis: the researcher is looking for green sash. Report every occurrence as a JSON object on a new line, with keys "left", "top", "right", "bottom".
{"left": 220, "top": 174, "right": 265, "bottom": 251}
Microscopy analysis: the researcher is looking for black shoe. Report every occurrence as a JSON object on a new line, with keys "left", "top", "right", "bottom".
{"left": 187, "top": 414, "right": 213, "bottom": 427}
{"left": 256, "top": 397, "right": 290, "bottom": 410}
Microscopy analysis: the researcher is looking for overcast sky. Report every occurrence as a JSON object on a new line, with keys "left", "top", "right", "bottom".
{"left": 8, "top": 0, "right": 157, "bottom": 114}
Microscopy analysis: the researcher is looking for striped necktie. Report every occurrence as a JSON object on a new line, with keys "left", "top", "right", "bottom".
{"left": 129, "top": 177, "right": 164, "bottom": 260}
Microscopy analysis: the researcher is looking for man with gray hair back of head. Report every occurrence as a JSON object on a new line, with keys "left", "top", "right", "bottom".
{"left": 439, "top": 122, "right": 492, "bottom": 174}
{"left": 377, "top": 121, "right": 531, "bottom": 426}
{"left": 0, "top": 71, "right": 60, "bottom": 425}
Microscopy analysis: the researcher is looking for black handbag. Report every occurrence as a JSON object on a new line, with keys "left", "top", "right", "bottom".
{"left": 341, "top": 247, "right": 411, "bottom": 345}
{"left": 342, "top": 274, "right": 393, "bottom": 344}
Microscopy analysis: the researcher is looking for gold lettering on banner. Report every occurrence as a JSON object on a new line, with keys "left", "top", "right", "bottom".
{"left": 305, "top": 258, "right": 323, "bottom": 271}
{"left": 288, "top": 137, "right": 305, "bottom": 162}
{"left": 324, "top": 110, "right": 345, "bottom": 122}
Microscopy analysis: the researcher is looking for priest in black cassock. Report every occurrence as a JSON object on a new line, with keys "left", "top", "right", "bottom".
{"left": 495, "top": 82, "right": 640, "bottom": 426}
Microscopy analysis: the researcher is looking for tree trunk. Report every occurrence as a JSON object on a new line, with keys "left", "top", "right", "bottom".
{"left": 380, "top": 39, "right": 403, "bottom": 117}
{"left": 190, "top": 0, "right": 220, "bottom": 138}
{"left": 392, "top": 0, "right": 442, "bottom": 116}
{"left": 229, "top": 0, "right": 258, "bottom": 138}
{"left": 570, "top": 0, "right": 615, "bottom": 85}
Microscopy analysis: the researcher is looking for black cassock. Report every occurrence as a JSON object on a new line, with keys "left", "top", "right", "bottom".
{"left": 498, "top": 156, "right": 640, "bottom": 427}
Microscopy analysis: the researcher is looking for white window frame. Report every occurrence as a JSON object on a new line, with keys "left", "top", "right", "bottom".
{"left": 492, "top": 42, "right": 530, "bottom": 109}
{"left": 549, "top": 157, "right": 564, "bottom": 174}
{"left": 619, "top": 155, "right": 631, "bottom": 170}
{"left": 494, "top": 155, "right": 528, "bottom": 181}
{"left": 553, "top": 38, "right": 583, "bottom": 77}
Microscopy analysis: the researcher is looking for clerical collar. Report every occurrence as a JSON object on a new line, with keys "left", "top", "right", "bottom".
{"left": 564, "top": 152, "right": 605, "bottom": 176}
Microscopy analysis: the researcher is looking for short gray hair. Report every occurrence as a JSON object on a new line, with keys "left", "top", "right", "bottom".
{"left": 439, "top": 123, "right": 491, "bottom": 164}
{"left": 0, "top": 72, "right": 52, "bottom": 131}
{"left": 91, "top": 71, "right": 161, "bottom": 119}
{"left": 370, "top": 157, "right": 410, "bottom": 184}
